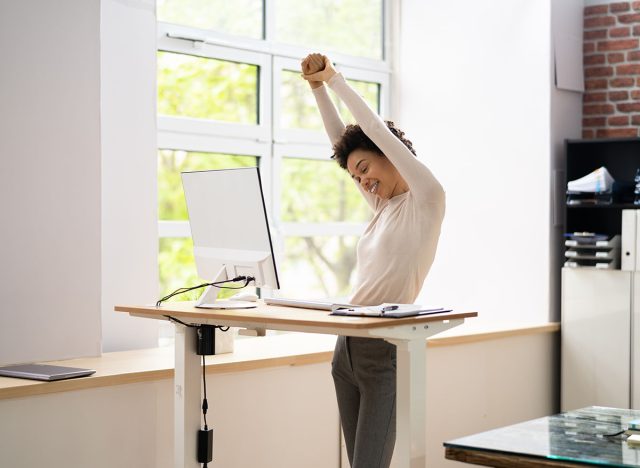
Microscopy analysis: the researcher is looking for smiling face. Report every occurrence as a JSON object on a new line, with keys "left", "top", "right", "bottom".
{"left": 346, "top": 149, "right": 409, "bottom": 199}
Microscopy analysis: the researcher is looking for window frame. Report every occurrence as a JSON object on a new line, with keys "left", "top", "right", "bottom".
{"left": 157, "top": 32, "right": 272, "bottom": 142}
{"left": 158, "top": 20, "right": 392, "bottom": 73}
{"left": 271, "top": 57, "right": 390, "bottom": 145}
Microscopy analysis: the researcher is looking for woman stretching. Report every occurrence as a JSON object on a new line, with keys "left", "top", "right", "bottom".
{"left": 301, "top": 53, "right": 446, "bottom": 468}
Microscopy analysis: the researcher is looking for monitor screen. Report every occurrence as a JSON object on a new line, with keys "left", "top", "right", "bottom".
{"left": 181, "top": 167, "right": 280, "bottom": 291}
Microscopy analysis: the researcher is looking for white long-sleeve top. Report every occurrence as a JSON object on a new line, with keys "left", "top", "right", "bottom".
{"left": 312, "top": 73, "right": 446, "bottom": 306}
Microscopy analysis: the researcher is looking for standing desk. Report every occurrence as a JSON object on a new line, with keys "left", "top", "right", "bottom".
{"left": 115, "top": 301, "right": 476, "bottom": 468}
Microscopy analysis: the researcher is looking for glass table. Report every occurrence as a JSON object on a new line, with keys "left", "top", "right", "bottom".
{"left": 444, "top": 406, "right": 640, "bottom": 467}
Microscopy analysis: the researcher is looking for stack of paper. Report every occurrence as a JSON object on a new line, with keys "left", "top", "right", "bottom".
{"left": 563, "top": 233, "right": 620, "bottom": 269}
{"left": 566, "top": 167, "right": 615, "bottom": 205}
{"left": 568, "top": 167, "right": 614, "bottom": 193}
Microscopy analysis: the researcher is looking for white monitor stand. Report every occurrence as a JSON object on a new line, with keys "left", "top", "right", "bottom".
{"left": 195, "top": 266, "right": 258, "bottom": 309}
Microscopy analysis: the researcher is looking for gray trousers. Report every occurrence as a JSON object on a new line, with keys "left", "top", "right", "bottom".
{"left": 331, "top": 336, "right": 397, "bottom": 468}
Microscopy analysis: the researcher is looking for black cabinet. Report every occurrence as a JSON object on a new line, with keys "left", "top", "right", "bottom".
{"left": 565, "top": 137, "right": 640, "bottom": 236}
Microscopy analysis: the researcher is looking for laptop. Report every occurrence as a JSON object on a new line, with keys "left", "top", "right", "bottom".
{"left": 0, "top": 364, "right": 96, "bottom": 381}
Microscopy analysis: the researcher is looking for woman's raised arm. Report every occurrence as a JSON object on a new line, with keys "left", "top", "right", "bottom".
{"left": 301, "top": 53, "right": 345, "bottom": 146}
{"left": 304, "top": 56, "right": 445, "bottom": 205}
{"left": 302, "top": 53, "right": 377, "bottom": 209}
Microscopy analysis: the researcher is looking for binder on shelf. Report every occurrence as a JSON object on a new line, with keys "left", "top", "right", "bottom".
{"left": 622, "top": 209, "right": 637, "bottom": 271}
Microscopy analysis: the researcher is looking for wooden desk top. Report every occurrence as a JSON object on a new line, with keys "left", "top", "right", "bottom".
{"left": 115, "top": 300, "right": 477, "bottom": 332}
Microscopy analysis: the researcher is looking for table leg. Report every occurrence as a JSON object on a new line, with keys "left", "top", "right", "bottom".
{"left": 174, "top": 325, "right": 201, "bottom": 468}
{"left": 390, "top": 339, "right": 426, "bottom": 468}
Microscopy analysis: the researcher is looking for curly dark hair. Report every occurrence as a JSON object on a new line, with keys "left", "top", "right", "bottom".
{"left": 331, "top": 121, "right": 417, "bottom": 170}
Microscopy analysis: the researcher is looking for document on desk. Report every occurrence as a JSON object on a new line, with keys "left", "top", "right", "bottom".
{"left": 330, "top": 303, "right": 451, "bottom": 318}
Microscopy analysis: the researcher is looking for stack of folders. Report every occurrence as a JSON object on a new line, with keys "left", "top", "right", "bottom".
{"left": 564, "top": 233, "right": 620, "bottom": 270}
{"left": 566, "top": 167, "right": 615, "bottom": 206}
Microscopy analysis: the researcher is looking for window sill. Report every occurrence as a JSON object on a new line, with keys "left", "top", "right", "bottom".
{"left": 0, "top": 322, "right": 559, "bottom": 400}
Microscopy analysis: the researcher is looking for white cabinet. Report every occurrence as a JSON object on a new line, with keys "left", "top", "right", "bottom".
{"left": 561, "top": 268, "right": 631, "bottom": 411}
{"left": 633, "top": 273, "right": 640, "bottom": 408}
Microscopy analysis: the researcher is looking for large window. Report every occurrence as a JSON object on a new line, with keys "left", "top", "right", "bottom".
{"left": 274, "top": 0, "right": 383, "bottom": 59}
{"left": 157, "top": 0, "right": 391, "bottom": 305}
{"left": 157, "top": 52, "right": 259, "bottom": 123}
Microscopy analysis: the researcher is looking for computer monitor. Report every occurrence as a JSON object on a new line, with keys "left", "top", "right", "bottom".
{"left": 181, "top": 167, "right": 280, "bottom": 309}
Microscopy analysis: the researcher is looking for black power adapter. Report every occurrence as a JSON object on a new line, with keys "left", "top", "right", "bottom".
{"left": 197, "top": 325, "right": 216, "bottom": 356}
{"left": 196, "top": 326, "right": 216, "bottom": 466}
{"left": 198, "top": 428, "right": 213, "bottom": 464}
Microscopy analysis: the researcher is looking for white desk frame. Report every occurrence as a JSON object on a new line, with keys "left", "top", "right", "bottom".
{"left": 127, "top": 310, "right": 467, "bottom": 468}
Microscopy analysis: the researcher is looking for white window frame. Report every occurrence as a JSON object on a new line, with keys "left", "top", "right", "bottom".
{"left": 157, "top": 33, "right": 272, "bottom": 142}
{"left": 272, "top": 57, "right": 390, "bottom": 145}
{"left": 158, "top": 21, "right": 391, "bottom": 73}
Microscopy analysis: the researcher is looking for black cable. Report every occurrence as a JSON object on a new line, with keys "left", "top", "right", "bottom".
{"left": 156, "top": 276, "right": 250, "bottom": 306}
{"left": 202, "top": 354, "right": 211, "bottom": 468}
{"left": 164, "top": 315, "right": 197, "bottom": 328}
{"left": 603, "top": 429, "right": 626, "bottom": 437}
{"left": 202, "top": 354, "right": 208, "bottom": 429}
{"left": 156, "top": 276, "right": 254, "bottom": 306}
{"left": 164, "top": 316, "right": 228, "bottom": 468}
{"left": 164, "top": 315, "right": 230, "bottom": 332}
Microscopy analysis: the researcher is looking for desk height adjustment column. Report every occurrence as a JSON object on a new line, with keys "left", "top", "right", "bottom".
{"left": 391, "top": 339, "right": 426, "bottom": 468}
{"left": 174, "top": 325, "right": 201, "bottom": 468}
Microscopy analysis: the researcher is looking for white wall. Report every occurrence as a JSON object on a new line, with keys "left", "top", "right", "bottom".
{"left": 550, "top": 0, "right": 584, "bottom": 321}
{"left": 100, "top": 0, "right": 159, "bottom": 352}
{"left": 0, "top": 0, "right": 103, "bottom": 365}
{"left": 0, "top": 332, "right": 557, "bottom": 468}
{"left": 397, "top": 0, "right": 552, "bottom": 324}
{"left": 0, "top": 361, "right": 340, "bottom": 468}
{"left": 423, "top": 331, "right": 558, "bottom": 467}
{"left": 0, "top": 0, "right": 160, "bottom": 364}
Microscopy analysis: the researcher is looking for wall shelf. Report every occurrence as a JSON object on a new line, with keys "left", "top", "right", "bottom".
{"left": 567, "top": 204, "right": 639, "bottom": 209}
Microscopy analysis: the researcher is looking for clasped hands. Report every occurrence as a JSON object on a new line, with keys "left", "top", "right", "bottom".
{"left": 301, "top": 53, "right": 337, "bottom": 89}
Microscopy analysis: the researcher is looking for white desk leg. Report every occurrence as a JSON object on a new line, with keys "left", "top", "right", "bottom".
{"left": 174, "top": 325, "right": 201, "bottom": 468}
{"left": 391, "top": 339, "right": 426, "bottom": 468}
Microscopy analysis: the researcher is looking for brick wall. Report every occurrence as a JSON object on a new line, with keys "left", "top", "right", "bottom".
{"left": 583, "top": 2, "right": 640, "bottom": 138}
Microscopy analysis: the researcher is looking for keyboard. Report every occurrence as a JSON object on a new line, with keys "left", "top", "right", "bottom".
{"left": 264, "top": 297, "right": 352, "bottom": 311}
